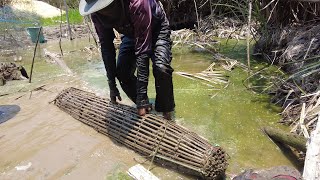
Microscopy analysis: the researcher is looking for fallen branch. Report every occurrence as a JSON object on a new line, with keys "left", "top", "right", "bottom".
{"left": 175, "top": 62, "right": 229, "bottom": 89}
{"left": 263, "top": 126, "right": 307, "bottom": 152}
{"left": 176, "top": 71, "right": 228, "bottom": 85}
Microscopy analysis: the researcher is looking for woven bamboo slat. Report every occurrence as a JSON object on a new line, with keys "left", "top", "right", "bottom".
{"left": 54, "top": 87, "right": 227, "bottom": 179}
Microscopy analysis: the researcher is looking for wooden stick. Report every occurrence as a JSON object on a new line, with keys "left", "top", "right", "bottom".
{"left": 246, "top": 0, "right": 252, "bottom": 78}
{"left": 63, "top": 0, "right": 73, "bottom": 40}
{"left": 29, "top": 26, "right": 42, "bottom": 83}
{"left": 193, "top": 0, "right": 200, "bottom": 29}
{"left": 85, "top": 16, "right": 98, "bottom": 47}
{"left": 59, "top": 0, "right": 64, "bottom": 56}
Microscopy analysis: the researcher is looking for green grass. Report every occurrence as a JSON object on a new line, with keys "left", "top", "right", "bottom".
{"left": 40, "top": 9, "right": 83, "bottom": 26}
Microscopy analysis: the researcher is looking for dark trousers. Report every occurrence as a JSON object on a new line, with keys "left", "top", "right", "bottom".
{"left": 116, "top": 21, "right": 175, "bottom": 112}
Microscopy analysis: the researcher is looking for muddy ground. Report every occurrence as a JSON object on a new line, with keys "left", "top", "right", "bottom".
{"left": 0, "top": 77, "right": 135, "bottom": 179}
{"left": 0, "top": 76, "right": 190, "bottom": 179}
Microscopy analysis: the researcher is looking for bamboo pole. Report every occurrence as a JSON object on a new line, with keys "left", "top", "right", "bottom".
{"left": 59, "top": 0, "right": 64, "bottom": 55}
{"left": 63, "top": 0, "right": 73, "bottom": 40}
{"left": 246, "top": 0, "right": 252, "bottom": 77}
{"left": 193, "top": 0, "right": 200, "bottom": 29}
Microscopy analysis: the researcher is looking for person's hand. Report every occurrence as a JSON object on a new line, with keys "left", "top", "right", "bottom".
{"left": 137, "top": 108, "right": 147, "bottom": 116}
{"left": 110, "top": 87, "right": 122, "bottom": 104}
{"left": 137, "top": 104, "right": 152, "bottom": 116}
{"left": 108, "top": 80, "right": 122, "bottom": 104}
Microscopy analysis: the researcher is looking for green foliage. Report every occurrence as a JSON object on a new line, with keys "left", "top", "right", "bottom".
{"left": 40, "top": 9, "right": 83, "bottom": 26}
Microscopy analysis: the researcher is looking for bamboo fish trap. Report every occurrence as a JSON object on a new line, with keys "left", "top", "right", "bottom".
{"left": 54, "top": 87, "right": 227, "bottom": 179}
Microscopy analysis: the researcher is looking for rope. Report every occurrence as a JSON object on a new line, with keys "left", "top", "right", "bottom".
{"left": 148, "top": 120, "right": 169, "bottom": 170}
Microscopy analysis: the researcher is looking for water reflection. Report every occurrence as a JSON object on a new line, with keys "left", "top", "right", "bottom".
{"left": 0, "top": 105, "right": 21, "bottom": 124}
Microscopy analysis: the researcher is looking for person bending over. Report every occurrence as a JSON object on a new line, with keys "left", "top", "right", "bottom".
{"left": 79, "top": 0, "right": 175, "bottom": 120}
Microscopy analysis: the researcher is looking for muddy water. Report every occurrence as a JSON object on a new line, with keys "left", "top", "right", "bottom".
{"left": 0, "top": 38, "right": 296, "bottom": 179}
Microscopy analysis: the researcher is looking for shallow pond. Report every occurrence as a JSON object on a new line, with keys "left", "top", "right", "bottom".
{"left": 1, "top": 38, "right": 297, "bottom": 178}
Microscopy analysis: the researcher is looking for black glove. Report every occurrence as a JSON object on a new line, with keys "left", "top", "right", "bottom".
{"left": 109, "top": 81, "right": 122, "bottom": 104}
